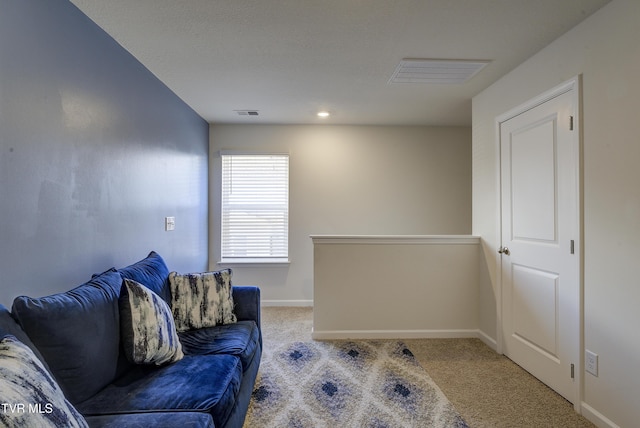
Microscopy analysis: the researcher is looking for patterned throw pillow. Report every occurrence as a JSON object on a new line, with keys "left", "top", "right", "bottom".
{"left": 0, "top": 335, "right": 88, "bottom": 428}
{"left": 119, "top": 279, "right": 184, "bottom": 365}
{"left": 169, "top": 269, "right": 237, "bottom": 332}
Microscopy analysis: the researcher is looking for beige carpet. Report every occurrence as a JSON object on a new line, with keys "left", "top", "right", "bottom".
{"left": 258, "top": 307, "right": 596, "bottom": 428}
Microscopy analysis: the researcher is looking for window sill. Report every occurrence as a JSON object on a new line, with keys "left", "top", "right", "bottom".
{"left": 217, "top": 258, "right": 290, "bottom": 267}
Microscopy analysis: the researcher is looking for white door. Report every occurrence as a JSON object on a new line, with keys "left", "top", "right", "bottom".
{"left": 499, "top": 80, "right": 580, "bottom": 404}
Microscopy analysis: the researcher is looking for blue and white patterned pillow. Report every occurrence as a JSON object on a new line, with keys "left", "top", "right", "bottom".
{"left": 119, "top": 279, "right": 184, "bottom": 365}
{"left": 169, "top": 269, "right": 237, "bottom": 332}
{"left": 0, "top": 335, "right": 88, "bottom": 428}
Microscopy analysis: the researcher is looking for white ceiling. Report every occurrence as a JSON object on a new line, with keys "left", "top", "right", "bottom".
{"left": 70, "top": 0, "right": 609, "bottom": 126}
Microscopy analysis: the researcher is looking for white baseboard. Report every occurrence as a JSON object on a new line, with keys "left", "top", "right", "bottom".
{"left": 311, "top": 329, "right": 480, "bottom": 341}
{"left": 261, "top": 299, "right": 313, "bottom": 307}
{"left": 581, "top": 402, "right": 620, "bottom": 428}
{"left": 477, "top": 329, "right": 498, "bottom": 352}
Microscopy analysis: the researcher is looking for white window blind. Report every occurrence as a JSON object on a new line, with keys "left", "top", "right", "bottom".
{"left": 221, "top": 154, "right": 289, "bottom": 262}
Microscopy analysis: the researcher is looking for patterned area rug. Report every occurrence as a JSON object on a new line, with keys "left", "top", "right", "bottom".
{"left": 244, "top": 340, "right": 468, "bottom": 428}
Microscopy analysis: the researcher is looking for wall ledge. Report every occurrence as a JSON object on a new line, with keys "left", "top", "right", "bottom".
{"left": 310, "top": 234, "right": 480, "bottom": 245}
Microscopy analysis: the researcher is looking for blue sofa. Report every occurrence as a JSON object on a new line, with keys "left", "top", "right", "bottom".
{"left": 0, "top": 252, "right": 261, "bottom": 428}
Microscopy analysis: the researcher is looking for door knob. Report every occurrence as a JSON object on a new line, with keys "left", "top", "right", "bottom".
{"left": 498, "top": 246, "right": 511, "bottom": 255}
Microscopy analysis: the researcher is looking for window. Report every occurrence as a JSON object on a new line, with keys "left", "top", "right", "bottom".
{"left": 221, "top": 153, "right": 289, "bottom": 263}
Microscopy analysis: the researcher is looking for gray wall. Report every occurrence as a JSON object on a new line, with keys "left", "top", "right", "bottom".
{"left": 0, "top": 0, "right": 209, "bottom": 306}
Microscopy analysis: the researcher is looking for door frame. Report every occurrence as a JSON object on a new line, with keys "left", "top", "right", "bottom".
{"left": 494, "top": 75, "right": 583, "bottom": 412}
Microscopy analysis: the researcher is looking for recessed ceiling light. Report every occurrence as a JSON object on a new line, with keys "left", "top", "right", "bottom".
{"left": 388, "top": 59, "right": 490, "bottom": 85}
{"left": 317, "top": 111, "right": 330, "bottom": 118}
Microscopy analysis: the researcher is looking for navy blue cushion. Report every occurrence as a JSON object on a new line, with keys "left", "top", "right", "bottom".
{"left": 76, "top": 354, "right": 243, "bottom": 428}
{"left": 179, "top": 320, "right": 260, "bottom": 371}
{"left": 11, "top": 269, "right": 123, "bottom": 404}
{"left": 84, "top": 412, "right": 214, "bottom": 428}
{"left": 0, "top": 304, "right": 51, "bottom": 374}
{"left": 117, "top": 251, "right": 171, "bottom": 303}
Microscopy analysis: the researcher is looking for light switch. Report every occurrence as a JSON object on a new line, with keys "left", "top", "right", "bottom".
{"left": 165, "top": 216, "right": 175, "bottom": 231}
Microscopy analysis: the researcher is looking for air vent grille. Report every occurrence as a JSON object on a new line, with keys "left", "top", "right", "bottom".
{"left": 389, "top": 59, "right": 490, "bottom": 85}
{"left": 235, "top": 110, "right": 259, "bottom": 116}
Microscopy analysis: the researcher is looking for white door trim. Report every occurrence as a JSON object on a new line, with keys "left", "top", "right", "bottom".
{"left": 494, "top": 75, "right": 582, "bottom": 413}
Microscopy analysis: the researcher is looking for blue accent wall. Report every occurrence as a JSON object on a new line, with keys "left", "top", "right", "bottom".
{"left": 0, "top": 0, "right": 209, "bottom": 306}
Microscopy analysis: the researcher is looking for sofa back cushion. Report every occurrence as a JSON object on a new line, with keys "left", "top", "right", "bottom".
{"left": 11, "top": 269, "right": 123, "bottom": 404}
{"left": 0, "top": 304, "right": 51, "bottom": 374}
{"left": 117, "top": 251, "right": 171, "bottom": 303}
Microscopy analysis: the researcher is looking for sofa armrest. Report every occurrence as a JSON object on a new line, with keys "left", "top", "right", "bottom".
{"left": 232, "top": 286, "right": 261, "bottom": 333}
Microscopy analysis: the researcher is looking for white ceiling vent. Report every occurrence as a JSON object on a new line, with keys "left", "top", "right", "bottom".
{"left": 388, "top": 59, "right": 490, "bottom": 85}
{"left": 235, "top": 110, "right": 259, "bottom": 116}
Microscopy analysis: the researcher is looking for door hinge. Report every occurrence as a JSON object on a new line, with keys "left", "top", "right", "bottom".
{"left": 571, "top": 363, "right": 575, "bottom": 379}
{"left": 570, "top": 240, "right": 575, "bottom": 254}
{"left": 569, "top": 116, "right": 574, "bottom": 131}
